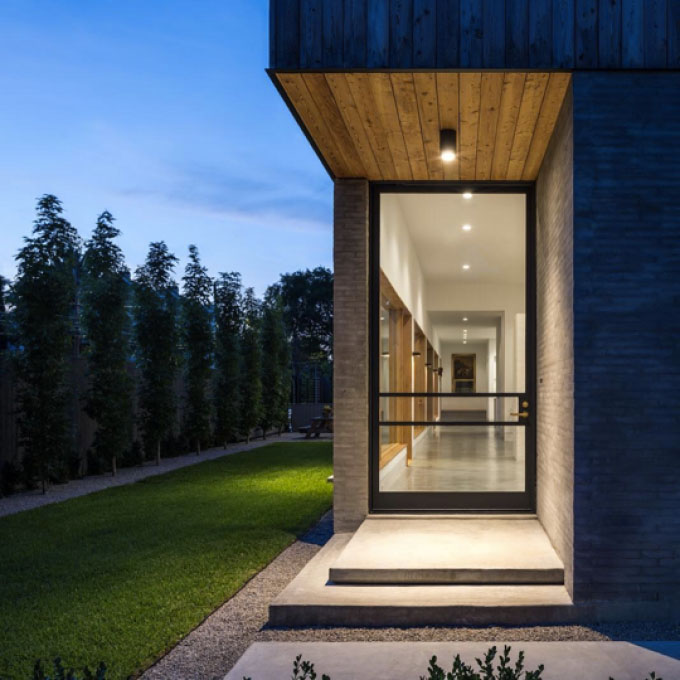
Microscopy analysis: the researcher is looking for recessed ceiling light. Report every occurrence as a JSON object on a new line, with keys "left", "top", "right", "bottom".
{"left": 464, "top": 329, "right": 468, "bottom": 333}
{"left": 462, "top": 264, "right": 470, "bottom": 270}
{"left": 462, "top": 317, "right": 468, "bottom": 322}
{"left": 463, "top": 340, "right": 467, "bottom": 344}
{"left": 463, "top": 192, "right": 473, "bottom": 200}
{"left": 462, "top": 224, "right": 472, "bottom": 231}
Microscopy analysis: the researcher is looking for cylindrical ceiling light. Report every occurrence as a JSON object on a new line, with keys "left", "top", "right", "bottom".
{"left": 440, "top": 129, "right": 457, "bottom": 162}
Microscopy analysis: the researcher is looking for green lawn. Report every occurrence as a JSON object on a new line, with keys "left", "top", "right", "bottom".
{"left": 0, "top": 441, "right": 332, "bottom": 680}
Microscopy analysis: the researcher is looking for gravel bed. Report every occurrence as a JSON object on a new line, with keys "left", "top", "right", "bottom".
{"left": 141, "top": 512, "right": 679, "bottom": 680}
{"left": 0, "top": 433, "right": 322, "bottom": 518}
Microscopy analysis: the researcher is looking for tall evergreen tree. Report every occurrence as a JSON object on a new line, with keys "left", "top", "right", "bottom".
{"left": 259, "top": 286, "right": 291, "bottom": 437}
{"left": 134, "top": 241, "right": 179, "bottom": 465}
{"left": 12, "top": 194, "right": 81, "bottom": 490}
{"left": 0, "top": 276, "right": 9, "bottom": 355}
{"left": 239, "top": 287, "right": 262, "bottom": 443}
{"left": 81, "top": 211, "right": 132, "bottom": 475}
{"left": 181, "top": 245, "right": 213, "bottom": 455}
{"left": 213, "top": 272, "right": 242, "bottom": 447}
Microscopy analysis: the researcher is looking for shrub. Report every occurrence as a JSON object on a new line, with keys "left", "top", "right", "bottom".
{"left": 241, "top": 648, "right": 661, "bottom": 680}
{"left": 31, "top": 657, "right": 106, "bottom": 680}
{"left": 420, "top": 645, "right": 543, "bottom": 680}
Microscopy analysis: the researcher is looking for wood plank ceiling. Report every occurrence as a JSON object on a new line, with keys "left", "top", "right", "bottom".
{"left": 275, "top": 72, "right": 571, "bottom": 181}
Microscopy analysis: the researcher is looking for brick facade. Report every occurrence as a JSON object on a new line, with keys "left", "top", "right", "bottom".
{"left": 536, "top": 86, "right": 575, "bottom": 598}
{"left": 333, "top": 179, "right": 370, "bottom": 532}
{"left": 572, "top": 72, "right": 680, "bottom": 605}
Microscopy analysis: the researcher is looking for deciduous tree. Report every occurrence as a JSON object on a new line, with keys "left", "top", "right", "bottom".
{"left": 277, "top": 267, "right": 333, "bottom": 363}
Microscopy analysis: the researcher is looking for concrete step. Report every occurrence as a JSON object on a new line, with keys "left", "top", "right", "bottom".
{"left": 328, "top": 518, "right": 564, "bottom": 585}
{"left": 269, "top": 534, "right": 575, "bottom": 627}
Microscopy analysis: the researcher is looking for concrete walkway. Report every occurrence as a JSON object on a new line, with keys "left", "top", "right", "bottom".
{"left": 0, "top": 433, "right": 322, "bottom": 518}
{"left": 225, "top": 641, "right": 680, "bottom": 680}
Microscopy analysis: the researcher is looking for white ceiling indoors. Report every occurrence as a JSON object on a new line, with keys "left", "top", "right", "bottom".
{"left": 429, "top": 311, "right": 500, "bottom": 343}
{"left": 394, "top": 193, "right": 525, "bottom": 285}
{"left": 385, "top": 192, "right": 525, "bottom": 349}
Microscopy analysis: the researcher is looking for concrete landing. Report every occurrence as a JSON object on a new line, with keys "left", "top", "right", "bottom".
{"left": 270, "top": 534, "right": 575, "bottom": 627}
{"left": 225, "top": 641, "right": 680, "bottom": 680}
{"left": 329, "top": 518, "right": 565, "bottom": 585}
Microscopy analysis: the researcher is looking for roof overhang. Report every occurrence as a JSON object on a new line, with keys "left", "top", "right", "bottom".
{"left": 269, "top": 71, "right": 571, "bottom": 182}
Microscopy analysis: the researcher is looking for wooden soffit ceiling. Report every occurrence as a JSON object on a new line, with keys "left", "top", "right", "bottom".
{"left": 275, "top": 71, "right": 571, "bottom": 182}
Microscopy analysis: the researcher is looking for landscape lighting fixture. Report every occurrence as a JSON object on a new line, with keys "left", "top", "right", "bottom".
{"left": 440, "top": 129, "right": 457, "bottom": 162}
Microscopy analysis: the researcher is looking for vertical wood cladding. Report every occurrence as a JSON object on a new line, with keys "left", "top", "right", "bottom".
{"left": 572, "top": 72, "right": 680, "bottom": 604}
{"left": 271, "top": 0, "right": 679, "bottom": 69}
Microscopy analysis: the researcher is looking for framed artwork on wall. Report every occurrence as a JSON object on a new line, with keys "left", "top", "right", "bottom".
{"left": 452, "top": 354, "right": 476, "bottom": 393}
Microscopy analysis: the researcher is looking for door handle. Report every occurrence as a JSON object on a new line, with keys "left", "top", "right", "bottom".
{"left": 510, "top": 411, "right": 529, "bottom": 418}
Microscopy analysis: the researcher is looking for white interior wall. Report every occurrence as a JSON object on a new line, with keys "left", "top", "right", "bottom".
{"left": 380, "top": 196, "right": 434, "bottom": 343}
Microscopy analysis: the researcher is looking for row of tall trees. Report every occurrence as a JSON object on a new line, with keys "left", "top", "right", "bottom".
{"left": 3, "top": 195, "right": 297, "bottom": 489}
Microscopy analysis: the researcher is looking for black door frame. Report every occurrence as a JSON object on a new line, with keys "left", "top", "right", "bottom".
{"left": 369, "top": 181, "right": 537, "bottom": 513}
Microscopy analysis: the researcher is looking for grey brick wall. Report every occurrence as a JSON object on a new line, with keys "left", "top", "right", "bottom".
{"left": 536, "top": 86, "right": 575, "bottom": 598}
{"left": 333, "top": 179, "right": 370, "bottom": 532}
{"left": 572, "top": 72, "right": 680, "bottom": 604}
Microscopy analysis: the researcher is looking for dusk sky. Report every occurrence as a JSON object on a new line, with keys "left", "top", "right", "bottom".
{"left": 0, "top": 1, "right": 332, "bottom": 296}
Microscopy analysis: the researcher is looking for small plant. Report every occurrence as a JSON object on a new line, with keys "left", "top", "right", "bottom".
{"left": 421, "top": 646, "right": 544, "bottom": 680}
{"left": 243, "top": 653, "right": 330, "bottom": 680}
{"left": 31, "top": 657, "right": 106, "bottom": 680}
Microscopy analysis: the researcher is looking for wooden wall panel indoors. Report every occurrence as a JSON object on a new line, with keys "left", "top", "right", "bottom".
{"left": 275, "top": 71, "right": 571, "bottom": 181}
{"left": 413, "top": 325, "right": 426, "bottom": 437}
{"left": 270, "top": 0, "right": 676, "bottom": 70}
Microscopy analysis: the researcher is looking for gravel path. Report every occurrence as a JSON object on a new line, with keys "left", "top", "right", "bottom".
{"left": 141, "top": 513, "right": 679, "bottom": 680}
{"left": 0, "top": 433, "right": 321, "bottom": 518}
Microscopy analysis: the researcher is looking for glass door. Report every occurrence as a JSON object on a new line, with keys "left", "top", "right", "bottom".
{"left": 371, "top": 185, "right": 535, "bottom": 512}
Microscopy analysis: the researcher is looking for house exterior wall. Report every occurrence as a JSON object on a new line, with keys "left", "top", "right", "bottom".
{"left": 572, "top": 72, "right": 680, "bottom": 605}
{"left": 333, "top": 179, "right": 370, "bottom": 532}
{"left": 270, "top": 0, "right": 680, "bottom": 70}
{"left": 536, "top": 86, "right": 574, "bottom": 598}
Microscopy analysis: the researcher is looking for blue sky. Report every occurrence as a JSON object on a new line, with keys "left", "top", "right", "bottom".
{"left": 0, "top": 1, "right": 332, "bottom": 296}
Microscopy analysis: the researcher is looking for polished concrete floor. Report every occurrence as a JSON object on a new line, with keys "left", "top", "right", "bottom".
{"left": 380, "top": 415, "right": 525, "bottom": 493}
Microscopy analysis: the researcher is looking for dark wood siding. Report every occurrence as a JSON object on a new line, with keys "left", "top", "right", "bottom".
{"left": 271, "top": 0, "right": 679, "bottom": 69}
{"left": 572, "top": 71, "right": 680, "bottom": 603}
